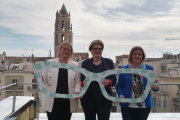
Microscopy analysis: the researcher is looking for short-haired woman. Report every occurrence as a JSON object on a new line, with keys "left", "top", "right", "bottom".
{"left": 81, "top": 40, "right": 117, "bottom": 120}
{"left": 116, "top": 46, "right": 159, "bottom": 120}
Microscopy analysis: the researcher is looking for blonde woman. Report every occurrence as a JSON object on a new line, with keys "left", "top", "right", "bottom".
{"left": 36, "top": 41, "right": 81, "bottom": 120}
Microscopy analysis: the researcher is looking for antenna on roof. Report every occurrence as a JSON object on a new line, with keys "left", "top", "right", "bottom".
{"left": 50, "top": 49, "right": 52, "bottom": 58}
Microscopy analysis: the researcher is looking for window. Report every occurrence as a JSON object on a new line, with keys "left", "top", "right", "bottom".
{"left": 11, "top": 78, "right": 18, "bottom": 87}
{"left": 32, "top": 94, "right": 34, "bottom": 97}
{"left": 32, "top": 79, "right": 37, "bottom": 89}
{"left": 62, "top": 35, "right": 64, "bottom": 42}
{"left": 69, "top": 35, "right": 71, "bottom": 42}
{"left": 55, "top": 35, "right": 58, "bottom": 44}
{"left": 163, "top": 99, "right": 167, "bottom": 108}
{"left": 62, "top": 21, "right": 65, "bottom": 30}
{"left": 157, "top": 98, "right": 161, "bottom": 107}
{"left": 161, "top": 66, "right": 166, "bottom": 73}
{"left": 111, "top": 106, "right": 116, "bottom": 112}
{"left": 68, "top": 21, "right": 70, "bottom": 30}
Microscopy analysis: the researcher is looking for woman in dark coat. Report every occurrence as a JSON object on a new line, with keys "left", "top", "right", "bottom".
{"left": 80, "top": 40, "right": 117, "bottom": 120}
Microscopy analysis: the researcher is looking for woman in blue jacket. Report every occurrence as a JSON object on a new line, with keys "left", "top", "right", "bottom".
{"left": 116, "top": 46, "right": 159, "bottom": 120}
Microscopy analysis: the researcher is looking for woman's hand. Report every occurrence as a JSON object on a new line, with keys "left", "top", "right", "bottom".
{"left": 82, "top": 79, "right": 87, "bottom": 85}
{"left": 34, "top": 75, "right": 44, "bottom": 82}
{"left": 101, "top": 79, "right": 110, "bottom": 86}
{"left": 120, "top": 95, "right": 125, "bottom": 103}
{"left": 75, "top": 92, "right": 83, "bottom": 99}
{"left": 151, "top": 83, "right": 159, "bottom": 90}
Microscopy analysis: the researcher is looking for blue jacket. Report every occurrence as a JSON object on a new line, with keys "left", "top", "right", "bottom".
{"left": 116, "top": 64, "right": 157, "bottom": 108}
{"left": 80, "top": 57, "right": 117, "bottom": 104}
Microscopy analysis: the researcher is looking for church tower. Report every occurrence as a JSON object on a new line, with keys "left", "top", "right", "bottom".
{"left": 54, "top": 4, "right": 73, "bottom": 57}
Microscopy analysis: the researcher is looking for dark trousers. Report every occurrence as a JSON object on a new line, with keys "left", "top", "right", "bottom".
{"left": 121, "top": 107, "right": 151, "bottom": 120}
{"left": 46, "top": 99, "right": 72, "bottom": 120}
{"left": 46, "top": 111, "right": 72, "bottom": 120}
{"left": 81, "top": 98, "right": 112, "bottom": 120}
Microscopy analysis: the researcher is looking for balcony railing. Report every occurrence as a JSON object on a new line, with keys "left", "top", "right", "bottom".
{"left": 155, "top": 90, "right": 168, "bottom": 96}
{"left": 6, "top": 85, "right": 23, "bottom": 91}
{"left": 27, "top": 84, "right": 38, "bottom": 90}
{"left": 0, "top": 83, "right": 180, "bottom": 119}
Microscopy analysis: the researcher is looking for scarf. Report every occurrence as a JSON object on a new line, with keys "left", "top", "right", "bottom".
{"left": 128, "top": 63, "right": 146, "bottom": 107}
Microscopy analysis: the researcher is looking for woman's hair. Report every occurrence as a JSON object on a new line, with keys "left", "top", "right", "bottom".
{"left": 88, "top": 40, "right": 104, "bottom": 51}
{"left": 56, "top": 41, "right": 73, "bottom": 60}
{"left": 128, "top": 46, "right": 146, "bottom": 64}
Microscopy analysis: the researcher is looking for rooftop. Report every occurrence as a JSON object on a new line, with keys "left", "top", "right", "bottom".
{"left": 39, "top": 113, "right": 180, "bottom": 120}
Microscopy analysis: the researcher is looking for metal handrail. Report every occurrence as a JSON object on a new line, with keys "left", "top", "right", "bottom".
{"left": 0, "top": 83, "right": 17, "bottom": 90}
{"left": 0, "top": 83, "right": 38, "bottom": 90}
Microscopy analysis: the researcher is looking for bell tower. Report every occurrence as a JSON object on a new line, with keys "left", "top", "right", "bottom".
{"left": 54, "top": 4, "right": 73, "bottom": 57}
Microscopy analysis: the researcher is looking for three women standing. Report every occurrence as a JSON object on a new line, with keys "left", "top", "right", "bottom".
{"left": 36, "top": 40, "right": 158, "bottom": 120}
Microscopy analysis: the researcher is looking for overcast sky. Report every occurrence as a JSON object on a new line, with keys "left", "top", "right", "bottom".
{"left": 0, "top": 0, "right": 180, "bottom": 62}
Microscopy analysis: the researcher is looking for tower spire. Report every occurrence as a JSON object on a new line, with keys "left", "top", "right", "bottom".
{"left": 60, "top": 4, "right": 67, "bottom": 14}
{"left": 56, "top": 10, "right": 58, "bottom": 17}
{"left": 54, "top": 4, "right": 73, "bottom": 57}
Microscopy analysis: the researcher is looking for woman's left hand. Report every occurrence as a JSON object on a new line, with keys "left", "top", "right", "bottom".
{"left": 151, "top": 83, "right": 159, "bottom": 90}
{"left": 101, "top": 79, "right": 110, "bottom": 86}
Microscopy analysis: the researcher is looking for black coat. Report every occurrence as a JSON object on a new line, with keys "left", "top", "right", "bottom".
{"left": 80, "top": 57, "right": 117, "bottom": 104}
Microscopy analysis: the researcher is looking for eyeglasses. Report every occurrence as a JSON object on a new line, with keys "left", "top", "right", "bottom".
{"left": 92, "top": 48, "right": 103, "bottom": 51}
{"left": 34, "top": 62, "right": 156, "bottom": 103}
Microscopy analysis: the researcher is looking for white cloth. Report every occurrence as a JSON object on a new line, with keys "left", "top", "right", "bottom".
{"left": 128, "top": 88, "right": 146, "bottom": 108}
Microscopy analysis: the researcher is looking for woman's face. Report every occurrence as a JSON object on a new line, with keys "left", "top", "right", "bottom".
{"left": 90, "top": 44, "right": 103, "bottom": 58}
{"left": 59, "top": 44, "right": 72, "bottom": 59}
{"left": 132, "top": 49, "right": 143, "bottom": 64}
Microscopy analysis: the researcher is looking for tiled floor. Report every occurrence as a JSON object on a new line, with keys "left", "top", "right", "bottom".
{"left": 38, "top": 113, "right": 180, "bottom": 120}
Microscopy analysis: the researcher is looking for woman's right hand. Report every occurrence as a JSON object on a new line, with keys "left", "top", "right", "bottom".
{"left": 34, "top": 75, "right": 44, "bottom": 82}
{"left": 82, "top": 79, "right": 87, "bottom": 85}
{"left": 75, "top": 92, "right": 83, "bottom": 99}
{"left": 120, "top": 95, "right": 125, "bottom": 103}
